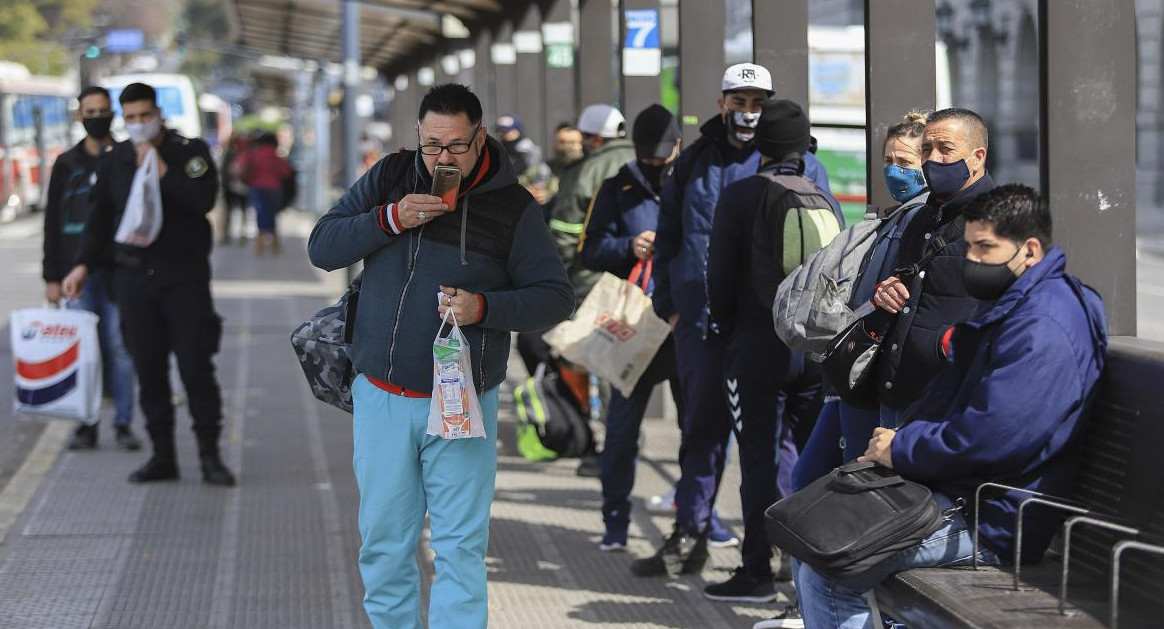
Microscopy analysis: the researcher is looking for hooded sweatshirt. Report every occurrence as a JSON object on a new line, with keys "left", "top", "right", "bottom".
{"left": 308, "top": 136, "right": 574, "bottom": 393}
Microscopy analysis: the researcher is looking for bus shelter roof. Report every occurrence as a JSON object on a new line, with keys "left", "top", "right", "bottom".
{"left": 229, "top": 0, "right": 521, "bottom": 75}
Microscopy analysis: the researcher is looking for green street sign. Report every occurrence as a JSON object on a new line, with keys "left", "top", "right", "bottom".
{"left": 547, "top": 44, "right": 573, "bottom": 69}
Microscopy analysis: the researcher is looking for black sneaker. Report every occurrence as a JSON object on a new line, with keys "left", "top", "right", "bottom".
{"left": 200, "top": 455, "right": 237, "bottom": 487}
{"left": 575, "top": 453, "right": 600, "bottom": 478}
{"left": 630, "top": 525, "right": 709, "bottom": 577}
{"left": 703, "top": 567, "right": 779, "bottom": 603}
{"left": 127, "top": 457, "right": 179, "bottom": 483}
{"left": 114, "top": 426, "right": 142, "bottom": 451}
{"left": 67, "top": 425, "right": 98, "bottom": 450}
{"left": 752, "top": 605, "right": 804, "bottom": 629}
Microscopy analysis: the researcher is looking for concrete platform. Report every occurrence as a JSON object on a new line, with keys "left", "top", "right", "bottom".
{"left": 0, "top": 213, "right": 791, "bottom": 628}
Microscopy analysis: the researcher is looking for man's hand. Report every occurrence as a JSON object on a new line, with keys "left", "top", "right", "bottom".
{"left": 61, "top": 265, "right": 89, "bottom": 299}
{"left": 858, "top": 427, "right": 897, "bottom": 468}
{"left": 873, "top": 276, "right": 910, "bottom": 314}
{"left": 135, "top": 144, "right": 167, "bottom": 178}
{"left": 398, "top": 194, "right": 449, "bottom": 229}
{"left": 632, "top": 230, "right": 656, "bottom": 260}
{"left": 667, "top": 313, "right": 679, "bottom": 331}
{"left": 437, "top": 285, "right": 483, "bottom": 325}
{"left": 45, "top": 282, "right": 62, "bottom": 306}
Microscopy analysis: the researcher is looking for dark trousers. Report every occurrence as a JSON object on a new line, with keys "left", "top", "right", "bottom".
{"left": 672, "top": 321, "right": 733, "bottom": 534}
{"left": 114, "top": 269, "right": 224, "bottom": 460}
{"left": 728, "top": 348, "right": 822, "bottom": 578}
{"left": 600, "top": 336, "right": 683, "bottom": 531}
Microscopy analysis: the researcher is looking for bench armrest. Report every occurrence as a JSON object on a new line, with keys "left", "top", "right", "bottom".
{"left": 1060, "top": 515, "right": 1139, "bottom": 616}
{"left": 1111, "top": 540, "right": 1164, "bottom": 629}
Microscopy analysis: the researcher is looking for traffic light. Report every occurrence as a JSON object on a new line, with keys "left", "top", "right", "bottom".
{"left": 84, "top": 44, "right": 101, "bottom": 59}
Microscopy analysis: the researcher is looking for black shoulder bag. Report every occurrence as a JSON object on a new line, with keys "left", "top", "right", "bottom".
{"left": 821, "top": 215, "right": 966, "bottom": 409}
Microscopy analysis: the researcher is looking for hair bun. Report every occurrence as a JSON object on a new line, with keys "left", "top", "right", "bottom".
{"left": 904, "top": 110, "right": 929, "bottom": 124}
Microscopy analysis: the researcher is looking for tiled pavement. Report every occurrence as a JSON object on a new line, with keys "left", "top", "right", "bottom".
{"left": 0, "top": 213, "right": 794, "bottom": 628}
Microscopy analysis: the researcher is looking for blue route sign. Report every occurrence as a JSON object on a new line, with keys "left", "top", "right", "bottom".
{"left": 624, "top": 10, "right": 660, "bottom": 49}
{"left": 104, "top": 29, "right": 144, "bottom": 53}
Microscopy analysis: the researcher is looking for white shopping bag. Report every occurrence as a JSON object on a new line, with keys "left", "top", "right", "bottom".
{"left": 11, "top": 307, "right": 103, "bottom": 424}
{"left": 542, "top": 260, "right": 671, "bottom": 397}
{"left": 114, "top": 148, "right": 163, "bottom": 247}
{"left": 427, "top": 308, "right": 486, "bottom": 440}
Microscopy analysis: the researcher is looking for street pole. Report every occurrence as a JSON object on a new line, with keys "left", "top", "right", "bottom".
{"left": 342, "top": 0, "right": 361, "bottom": 283}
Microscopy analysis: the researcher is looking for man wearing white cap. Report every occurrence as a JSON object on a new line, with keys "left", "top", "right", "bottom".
{"left": 632, "top": 63, "right": 832, "bottom": 580}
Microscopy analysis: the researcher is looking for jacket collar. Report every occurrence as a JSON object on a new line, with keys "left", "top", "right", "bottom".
{"left": 410, "top": 135, "right": 517, "bottom": 197}
{"left": 967, "top": 245, "right": 1066, "bottom": 328}
{"left": 625, "top": 161, "right": 660, "bottom": 200}
{"left": 929, "top": 171, "right": 995, "bottom": 219}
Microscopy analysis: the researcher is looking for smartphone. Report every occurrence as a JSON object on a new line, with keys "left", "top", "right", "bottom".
{"left": 431, "top": 165, "right": 462, "bottom": 210}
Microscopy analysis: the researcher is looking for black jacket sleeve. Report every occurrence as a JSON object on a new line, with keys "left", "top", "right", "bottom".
{"left": 706, "top": 186, "right": 746, "bottom": 338}
{"left": 161, "top": 141, "right": 219, "bottom": 216}
{"left": 42, "top": 158, "right": 68, "bottom": 282}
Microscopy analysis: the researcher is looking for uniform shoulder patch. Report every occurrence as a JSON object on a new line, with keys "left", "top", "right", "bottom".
{"left": 185, "top": 156, "right": 208, "bottom": 178}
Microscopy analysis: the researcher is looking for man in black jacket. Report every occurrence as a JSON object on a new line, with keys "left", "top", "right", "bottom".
{"left": 872, "top": 108, "right": 995, "bottom": 425}
{"left": 62, "top": 82, "right": 234, "bottom": 486}
{"left": 42, "top": 86, "right": 141, "bottom": 451}
{"left": 704, "top": 99, "right": 839, "bottom": 604}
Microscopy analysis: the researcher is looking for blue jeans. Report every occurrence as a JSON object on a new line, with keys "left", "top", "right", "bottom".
{"left": 249, "top": 187, "right": 282, "bottom": 233}
{"left": 792, "top": 399, "right": 882, "bottom": 492}
{"left": 69, "top": 269, "right": 135, "bottom": 426}
{"left": 351, "top": 374, "right": 500, "bottom": 629}
{"left": 795, "top": 492, "right": 1001, "bottom": 629}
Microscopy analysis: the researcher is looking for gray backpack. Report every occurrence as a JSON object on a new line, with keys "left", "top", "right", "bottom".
{"left": 773, "top": 200, "right": 925, "bottom": 354}
{"left": 290, "top": 273, "right": 361, "bottom": 413}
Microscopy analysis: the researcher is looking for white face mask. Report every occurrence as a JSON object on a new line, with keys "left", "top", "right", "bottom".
{"left": 126, "top": 118, "right": 161, "bottom": 144}
{"left": 729, "top": 110, "right": 761, "bottom": 143}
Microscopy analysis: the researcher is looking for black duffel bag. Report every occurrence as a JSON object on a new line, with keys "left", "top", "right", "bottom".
{"left": 821, "top": 307, "right": 895, "bottom": 409}
{"left": 764, "top": 461, "right": 947, "bottom": 579}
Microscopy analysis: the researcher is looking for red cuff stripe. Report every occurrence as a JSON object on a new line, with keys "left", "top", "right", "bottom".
{"left": 941, "top": 326, "right": 955, "bottom": 357}
{"left": 388, "top": 203, "right": 404, "bottom": 234}
{"left": 476, "top": 294, "right": 487, "bottom": 321}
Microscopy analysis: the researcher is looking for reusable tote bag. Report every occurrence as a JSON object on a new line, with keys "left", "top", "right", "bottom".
{"left": 11, "top": 306, "right": 102, "bottom": 424}
{"left": 114, "top": 148, "right": 163, "bottom": 247}
{"left": 542, "top": 261, "right": 670, "bottom": 397}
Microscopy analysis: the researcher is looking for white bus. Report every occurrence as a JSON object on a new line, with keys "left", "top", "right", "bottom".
{"left": 101, "top": 73, "right": 203, "bottom": 141}
{"left": 0, "top": 63, "right": 74, "bottom": 218}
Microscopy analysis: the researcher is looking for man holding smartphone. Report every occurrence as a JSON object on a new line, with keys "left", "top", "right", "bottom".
{"left": 308, "top": 83, "right": 573, "bottom": 629}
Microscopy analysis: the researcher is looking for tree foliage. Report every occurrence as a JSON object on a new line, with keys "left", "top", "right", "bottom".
{"left": 0, "top": 0, "right": 101, "bottom": 76}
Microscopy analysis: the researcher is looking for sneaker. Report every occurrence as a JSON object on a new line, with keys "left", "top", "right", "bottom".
{"left": 708, "top": 511, "right": 740, "bottom": 548}
{"left": 630, "top": 525, "right": 709, "bottom": 577}
{"left": 704, "top": 567, "right": 779, "bottom": 603}
{"left": 67, "top": 425, "right": 98, "bottom": 450}
{"left": 599, "top": 530, "right": 627, "bottom": 552}
{"left": 575, "top": 453, "right": 600, "bottom": 478}
{"left": 753, "top": 605, "right": 804, "bottom": 629}
{"left": 114, "top": 426, "right": 142, "bottom": 451}
{"left": 648, "top": 486, "right": 677, "bottom": 512}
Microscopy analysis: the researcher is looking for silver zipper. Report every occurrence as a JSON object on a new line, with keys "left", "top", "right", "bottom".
{"left": 386, "top": 226, "right": 424, "bottom": 382}
{"left": 477, "top": 328, "right": 487, "bottom": 392}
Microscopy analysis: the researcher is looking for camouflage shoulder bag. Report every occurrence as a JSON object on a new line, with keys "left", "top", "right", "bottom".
{"left": 290, "top": 272, "right": 362, "bottom": 413}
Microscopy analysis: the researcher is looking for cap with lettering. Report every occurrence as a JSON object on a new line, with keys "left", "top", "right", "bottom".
{"left": 722, "top": 63, "right": 774, "bottom": 95}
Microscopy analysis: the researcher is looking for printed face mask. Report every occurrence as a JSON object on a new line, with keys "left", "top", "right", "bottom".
{"left": 883, "top": 164, "right": 926, "bottom": 203}
{"left": 726, "top": 110, "right": 761, "bottom": 143}
{"left": 962, "top": 245, "right": 1022, "bottom": 301}
{"left": 125, "top": 118, "right": 162, "bottom": 144}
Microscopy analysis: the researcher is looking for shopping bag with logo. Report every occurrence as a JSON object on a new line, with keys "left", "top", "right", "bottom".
{"left": 11, "top": 306, "right": 102, "bottom": 424}
{"left": 542, "top": 260, "right": 670, "bottom": 397}
{"left": 427, "top": 307, "right": 486, "bottom": 440}
{"left": 114, "top": 148, "right": 163, "bottom": 247}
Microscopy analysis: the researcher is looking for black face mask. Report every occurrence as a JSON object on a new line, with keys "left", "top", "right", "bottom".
{"left": 637, "top": 161, "right": 670, "bottom": 193}
{"left": 82, "top": 115, "right": 113, "bottom": 140}
{"left": 962, "top": 246, "right": 1023, "bottom": 301}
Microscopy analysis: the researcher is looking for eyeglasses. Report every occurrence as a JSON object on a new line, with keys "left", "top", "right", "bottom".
{"left": 417, "top": 124, "right": 480, "bottom": 156}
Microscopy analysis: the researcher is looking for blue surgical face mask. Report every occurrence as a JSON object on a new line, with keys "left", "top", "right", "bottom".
{"left": 922, "top": 159, "right": 971, "bottom": 200}
{"left": 883, "top": 164, "right": 926, "bottom": 203}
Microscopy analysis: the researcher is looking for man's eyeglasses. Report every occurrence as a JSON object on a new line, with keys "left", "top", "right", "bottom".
{"left": 417, "top": 124, "right": 480, "bottom": 156}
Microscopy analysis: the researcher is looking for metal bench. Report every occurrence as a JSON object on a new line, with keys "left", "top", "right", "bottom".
{"left": 874, "top": 337, "right": 1164, "bottom": 629}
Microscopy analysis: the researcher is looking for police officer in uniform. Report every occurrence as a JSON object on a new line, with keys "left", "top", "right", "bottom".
{"left": 63, "top": 82, "right": 235, "bottom": 486}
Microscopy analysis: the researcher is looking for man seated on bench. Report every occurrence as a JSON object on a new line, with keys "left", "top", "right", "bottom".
{"left": 794, "top": 184, "right": 1108, "bottom": 629}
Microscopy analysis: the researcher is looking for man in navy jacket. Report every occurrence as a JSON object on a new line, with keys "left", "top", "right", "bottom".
{"left": 579, "top": 104, "right": 683, "bottom": 553}
{"left": 794, "top": 184, "right": 1108, "bottom": 629}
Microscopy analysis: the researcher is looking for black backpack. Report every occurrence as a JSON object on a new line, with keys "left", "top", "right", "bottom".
{"left": 750, "top": 167, "right": 844, "bottom": 308}
{"left": 513, "top": 364, "right": 594, "bottom": 459}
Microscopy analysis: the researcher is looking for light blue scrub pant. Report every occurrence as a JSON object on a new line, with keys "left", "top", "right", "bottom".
{"left": 351, "top": 374, "right": 500, "bottom": 629}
